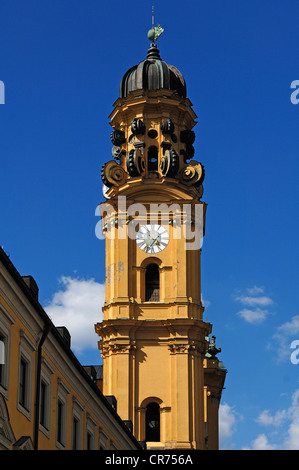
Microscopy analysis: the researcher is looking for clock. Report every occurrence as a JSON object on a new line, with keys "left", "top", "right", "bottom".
{"left": 136, "top": 224, "right": 169, "bottom": 253}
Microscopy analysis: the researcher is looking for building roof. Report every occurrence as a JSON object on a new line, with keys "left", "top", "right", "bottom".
{"left": 119, "top": 43, "right": 187, "bottom": 99}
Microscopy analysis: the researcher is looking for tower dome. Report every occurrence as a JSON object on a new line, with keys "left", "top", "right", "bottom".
{"left": 119, "top": 43, "right": 187, "bottom": 99}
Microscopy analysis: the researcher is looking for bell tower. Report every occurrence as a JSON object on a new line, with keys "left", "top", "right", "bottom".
{"left": 95, "top": 27, "right": 226, "bottom": 450}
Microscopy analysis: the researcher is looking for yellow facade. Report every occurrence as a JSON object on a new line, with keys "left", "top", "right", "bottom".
{"left": 95, "top": 40, "right": 226, "bottom": 449}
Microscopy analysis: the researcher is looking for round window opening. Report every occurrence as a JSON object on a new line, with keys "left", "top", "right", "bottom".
{"left": 148, "top": 129, "right": 158, "bottom": 139}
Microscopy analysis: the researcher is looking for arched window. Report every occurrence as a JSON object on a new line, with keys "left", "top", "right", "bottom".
{"left": 145, "top": 402, "right": 160, "bottom": 442}
{"left": 148, "top": 146, "right": 158, "bottom": 171}
{"left": 145, "top": 264, "right": 160, "bottom": 301}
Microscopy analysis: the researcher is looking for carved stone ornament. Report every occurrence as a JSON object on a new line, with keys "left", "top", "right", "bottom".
{"left": 110, "top": 129, "right": 126, "bottom": 146}
{"left": 126, "top": 148, "right": 146, "bottom": 177}
{"left": 160, "top": 149, "right": 179, "bottom": 177}
{"left": 131, "top": 118, "right": 146, "bottom": 135}
{"left": 160, "top": 118, "right": 175, "bottom": 135}
{"left": 101, "top": 160, "right": 127, "bottom": 187}
{"left": 100, "top": 343, "right": 136, "bottom": 356}
{"left": 180, "top": 129, "right": 195, "bottom": 145}
{"left": 168, "top": 342, "right": 206, "bottom": 355}
{"left": 178, "top": 161, "right": 205, "bottom": 187}
{"left": 168, "top": 343, "right": 188, "bottom": 354}
{"left": 185, "top": 144, "right": 195, "bottom": 159}
{"left": 112, "top": 145, "right": 126, "bottom": 162}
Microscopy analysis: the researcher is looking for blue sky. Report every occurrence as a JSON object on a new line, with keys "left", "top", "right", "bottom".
{"left": 0, "top": 0, "right": 298, "bottom": 450}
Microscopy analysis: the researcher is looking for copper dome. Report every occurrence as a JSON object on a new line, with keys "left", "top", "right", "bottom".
{"left": 119, "top": 44, "right": 187, "bottom": 99}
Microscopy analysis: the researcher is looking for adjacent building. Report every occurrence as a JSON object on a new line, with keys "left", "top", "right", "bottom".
{"left": 0, "top": 246, "right": 141, "bottom": 450}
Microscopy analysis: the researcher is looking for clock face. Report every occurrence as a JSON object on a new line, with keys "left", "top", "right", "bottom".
{"left": 136, "top": 224, "right": 169, "bottom": 253}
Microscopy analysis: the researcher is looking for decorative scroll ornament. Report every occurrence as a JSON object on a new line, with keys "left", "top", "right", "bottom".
{"left": 178, "top": 161, "right": 205, "bottom": 187}
{"left": 160, "top": 149, "right": 179, "bottom": 177}
{"left": 131, "top": 118, "right": 146, "bottom": 135}
{"left": 126, "top": 148, "right": 146, "bottom": 177}
{"left": 101, "top": 160, "right": 127, "bottom": 187}
{"left": 112, "top": 146, "right": 126, "bottom": 162}
{"left": 180, "top": 129, "right": 195, "bottom": 145}
{"left": 110, "top": 129, "right": 126, "bottom": 146}
{"left": 161, "top": 118, "right": 175, "bottom": 135}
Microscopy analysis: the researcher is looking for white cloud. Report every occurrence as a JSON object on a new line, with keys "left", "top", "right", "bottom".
{"left": 201, "top": 295, "right": 211, "bottom": 308}
{"left": 237, "top": 307, "right": 269, "bottom": 324}
{"left": 250, "top": 389, "right": 299, "bottom": 450}
{"left": 235, "top": 295, "right": 273, "bottom": 307}
{"left": 283, "top": 389, "right": 299, "bottom": 450}
{"left": 219, "top": 403, "right": 238, "bottom": 447}
{"left": 255, "top": 409, "right": 287, "bottom": 427}
{"left": 44, "top": 276, "right": 105, "bottom": 354}
{"left": 246, "top": 286, "right": 265, "bottom": 296}
{"left": 246, "top": 433, "right": 277, "bottom": 450}
{"left": 234, "top": 286, "right": 274, "bottom": 324}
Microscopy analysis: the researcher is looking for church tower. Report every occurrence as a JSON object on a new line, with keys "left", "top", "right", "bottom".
{"left": 95, "top": 27, "right": 226, "bottom": 450}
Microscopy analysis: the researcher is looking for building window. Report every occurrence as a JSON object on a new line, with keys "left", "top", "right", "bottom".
{"left": 145, "top": 402, "right": 160, "bottom": 442}
{"left": 86, "top": 417, "right": 96, "bottom": 450}
{"left": 145, "top": 264, "right": 160, "bottom": 301}
{"left": 148, "top": 146, "right": 158, "bottom": 171}
{"left": 39, "top": 363, "right": 53, "bottom": 436}
{"left": 99, "top": 429, "right": 108, "bottom": 450}
{"left": 0, "top": 333, "right": 5, "bottom": 388}
{"left": 18, "top": 332, "right": 34, "bottom": 418}
{"left": 19, "top": 356, "right": 29, "bottom": 410}
{"left": 72, "top": 415, "right": 79, "bottom": 450}
{"left": 56, "top": 397, "right": 66, "bottom": 447}
{"left": 56, "top": 379, "right": 70, "bottom": 448}
{"left": 0, "top": 305, "right": 14, "bottom": 397}
{"left": 86, "top": 430, "right": 93, "bottom": 450}
{"left": 40, "top": 380, "right": 49, "bottom": 430}
{"left": 72, "top": 402, "right": 82, "bottom": 450}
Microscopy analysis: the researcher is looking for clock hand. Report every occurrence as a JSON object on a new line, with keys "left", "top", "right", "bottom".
{"left": 147, "top": 234, "right": 160, "bottom": 248}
